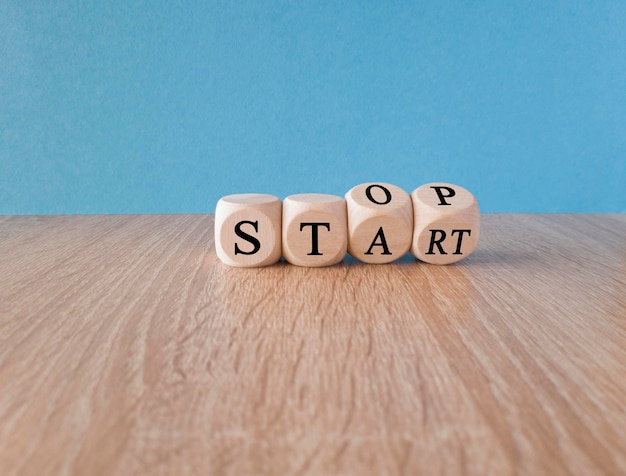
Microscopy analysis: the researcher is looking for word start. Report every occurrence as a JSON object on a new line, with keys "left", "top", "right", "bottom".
{"left": 215, "top": 182, "right": 479, "bottom": 267}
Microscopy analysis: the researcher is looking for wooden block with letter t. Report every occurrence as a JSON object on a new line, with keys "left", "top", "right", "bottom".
{"left": 410, "top": 183, "right": 480, "bottom": 264}
{"left": 215, "top": 193, "right": 282, "bottom": 267}
{"left": 345, "top": 182, "right": 413, "bottom": 263}
{"left": 282, "top": 194, "right": 348, "bottom": 267}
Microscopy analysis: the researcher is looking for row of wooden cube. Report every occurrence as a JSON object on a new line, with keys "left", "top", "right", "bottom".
{"left": 215, "top": 182, "right": 479, "bottom": 267}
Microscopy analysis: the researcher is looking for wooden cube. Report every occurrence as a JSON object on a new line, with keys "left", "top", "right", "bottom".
{"left": 282, "top": 194, "right": 347, "bottom": 267}
{"left": 410, "top": 183, "right": 480, "bottom": 264}
{"left": 345, "top": 182, "right": 413, "bottom": 264}
{"left": 215, "top": 193, "right": 282, "bottom": 267}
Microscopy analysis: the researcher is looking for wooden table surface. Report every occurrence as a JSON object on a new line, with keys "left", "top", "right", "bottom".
{"left": 0, "top": 214, "right": 624, "bottom": 476}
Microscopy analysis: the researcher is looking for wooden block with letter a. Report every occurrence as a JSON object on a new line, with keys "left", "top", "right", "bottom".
{"left": 282, "top": 193, "right": 347, "bottom": 267}
{"left": 410, "top": 182, "right": 480, "bottom": 264}
{"left": 215, "top": 193, "right": 282, "bottom": 267}
{"left": 345, "top": 182, "right": 413, "bottom": 263}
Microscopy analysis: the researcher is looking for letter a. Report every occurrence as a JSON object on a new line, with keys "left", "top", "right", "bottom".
{"left": 364, "top": 227, "right": 392, "bottom": 255}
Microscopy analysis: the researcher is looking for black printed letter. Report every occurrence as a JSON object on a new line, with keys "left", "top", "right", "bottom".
{"left": 234, "top": 220, "right": 261, "bottom": 255}
{"left": 365, "top": 184, "right": 392, "bottom": 205}
{"left": 451, "top": 229, "right": 471, "bottom": 255}
{"left": 300, "top": 222, "right": 330, "bottom": 256}
{"left": 430, "top": 186, "right": 456, "bottom": 206}
{"left": 426, "top": 229, "right": 447, "bottom": 255}
{"left": 364, "top": 227, "right": 392, "bottom": 255}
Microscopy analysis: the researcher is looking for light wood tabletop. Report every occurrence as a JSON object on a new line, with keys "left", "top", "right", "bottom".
{"left": 0, "top": 214, "right": 625, "bottom": 476}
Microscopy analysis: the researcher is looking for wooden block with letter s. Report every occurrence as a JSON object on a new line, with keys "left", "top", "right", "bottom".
{"left": 214, "top": 193, "right": 282, "bottom": 267}
{"left": 410, "top": 183, "right": 480, "bottom": 264}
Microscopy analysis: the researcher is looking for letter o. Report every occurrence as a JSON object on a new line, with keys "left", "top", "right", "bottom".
{"left": 365, "top": 184, "right": 392, "bottom": 205}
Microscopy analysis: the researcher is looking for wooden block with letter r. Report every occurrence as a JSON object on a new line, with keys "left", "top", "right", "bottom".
{"left": 215, "top": 193, "right": 282, "bottom": 267}
{"left": 345, "top": 182, "right": 413, "bottom": 263}
{"left": 282, "top": 194, "right": 347, "bottom": 267}
{"left": 410, "top": 183, "right": 480, "bottom": 264}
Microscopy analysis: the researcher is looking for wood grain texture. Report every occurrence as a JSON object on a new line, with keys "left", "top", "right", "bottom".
{"left": 0, "top": 214, "right": 625, "bottom": 476}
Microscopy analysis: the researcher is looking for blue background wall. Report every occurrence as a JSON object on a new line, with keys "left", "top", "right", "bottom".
{"left": 1, "top": 1, "right": 625, "bottom": 214}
